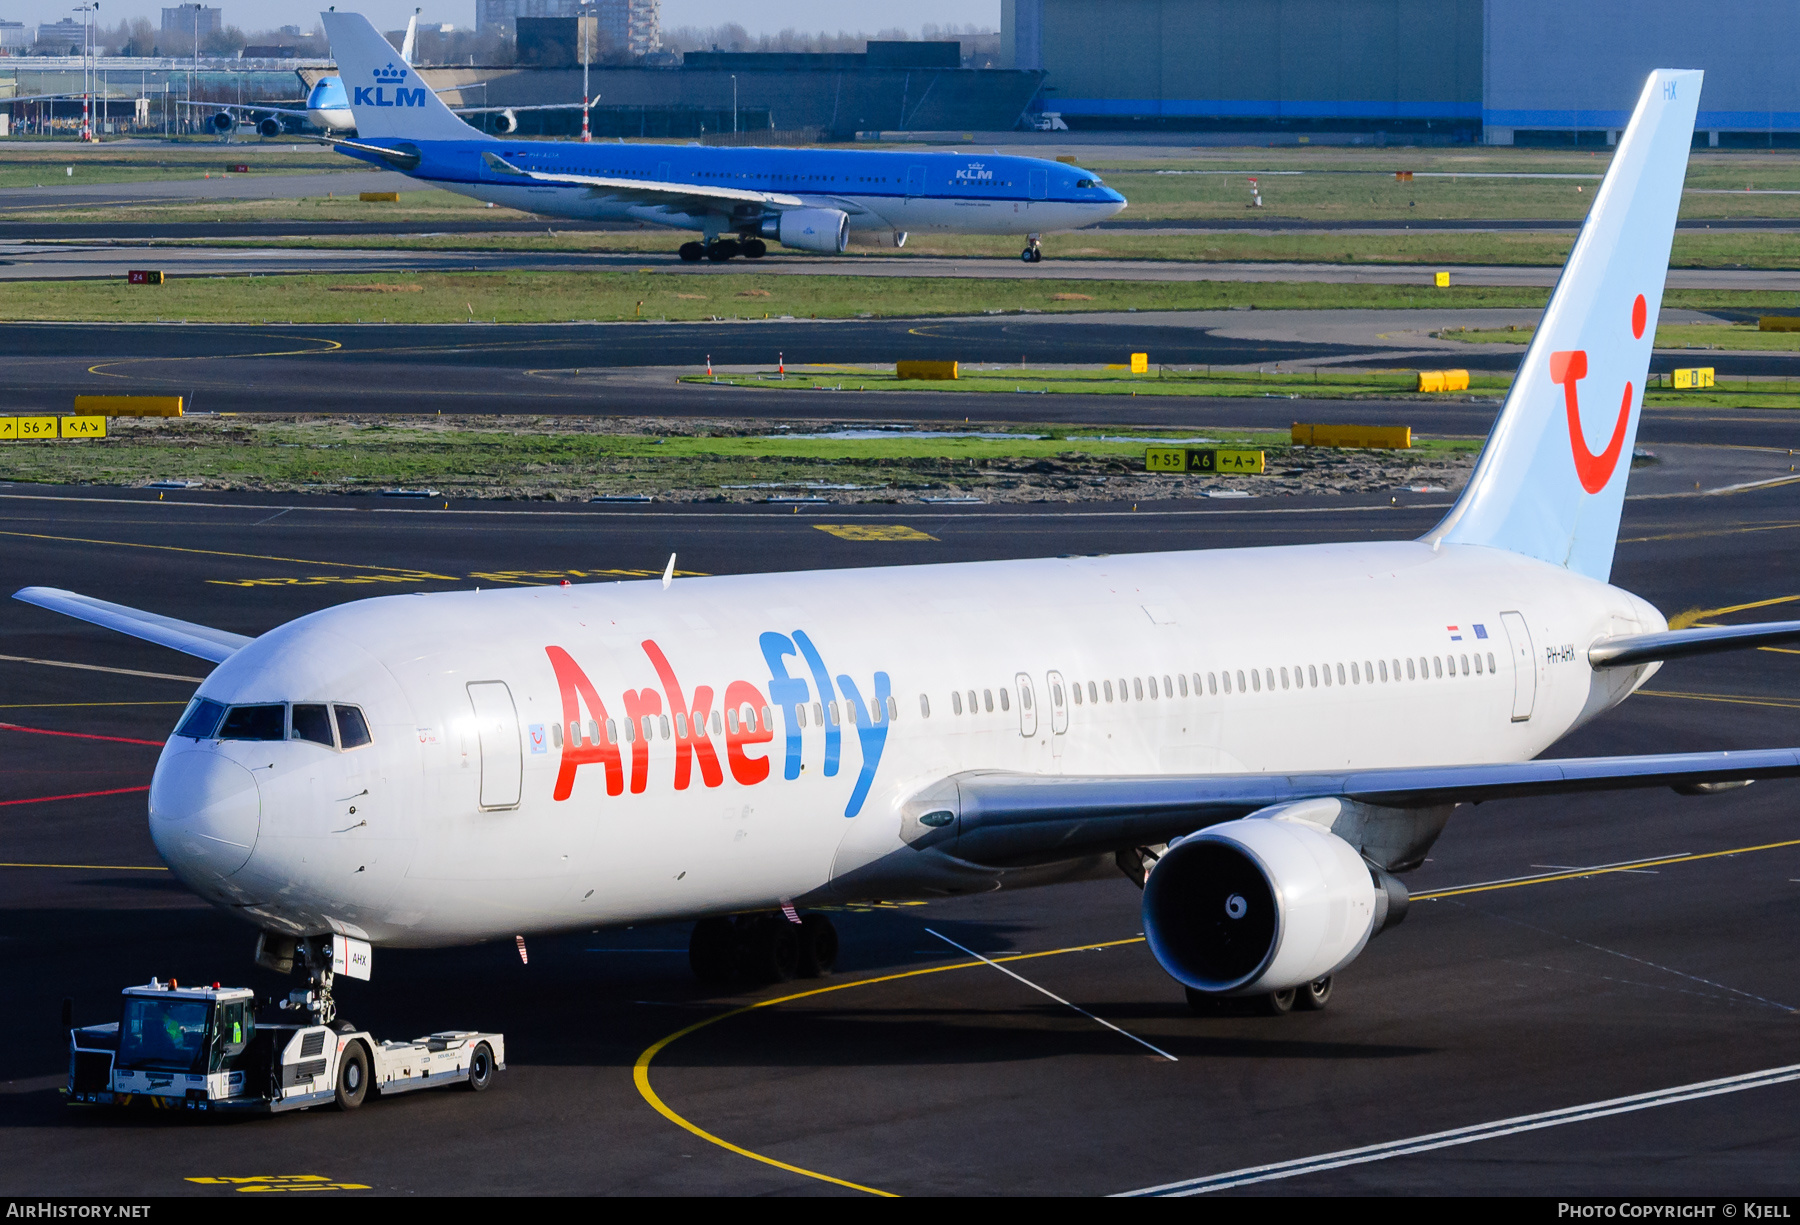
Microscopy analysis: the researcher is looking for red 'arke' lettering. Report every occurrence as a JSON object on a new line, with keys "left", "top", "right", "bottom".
{"left": 546, "top": 645, "right": 623, "bottom": 801}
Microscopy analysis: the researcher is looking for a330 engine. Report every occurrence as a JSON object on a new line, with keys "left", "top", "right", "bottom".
{"left": 491, "top": 109, "right": 518, "bottom": 134}
{"left": 1142, "top": 809, "right": 1409, "bottom": 997}
{"left": 759, "top": 208, "right": 850, "bottom": 253}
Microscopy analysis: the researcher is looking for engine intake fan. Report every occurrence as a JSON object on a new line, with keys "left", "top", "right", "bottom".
{"left": 1143, "top": 811, "right": 1407, "bottom": 997}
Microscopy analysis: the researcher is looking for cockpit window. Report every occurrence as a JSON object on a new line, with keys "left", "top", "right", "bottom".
{"left": 291, "top": 704, "right": 335, "bottom": 748}
{"left": 218, "top": 704, "right": 285, "bottom": 741}
{"left": 334, "top": 705, "right": 372, "bottom": 749}
{"left": 1076, "top": 177, "right": 1103, "bottom": 188}
{"left": 175, "top": 698, "right": 225, "bottom": 740}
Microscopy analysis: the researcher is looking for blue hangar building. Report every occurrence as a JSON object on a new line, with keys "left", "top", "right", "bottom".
{"left": 1002, "top": 0, "right": 1800, "bottom": 146}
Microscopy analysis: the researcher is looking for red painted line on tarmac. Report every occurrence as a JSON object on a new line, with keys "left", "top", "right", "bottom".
{"left": 0, "top": 721, "right": 164, "bottom": 746}
{"left": 0, "top": 784, "right": 151, "bottom": 808}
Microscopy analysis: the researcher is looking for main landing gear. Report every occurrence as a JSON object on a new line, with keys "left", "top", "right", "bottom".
{"left": 678, "top": 237, "right": 768, "bottom": 263}
{"left": 1185, "top": 976, "right": 1333, "bottom": 1017}
{"left": 1020, "top": 233, "right": 1044, "bottom": 263}
{"left": 689, "top": 912, "right": 838, "bottom": 987}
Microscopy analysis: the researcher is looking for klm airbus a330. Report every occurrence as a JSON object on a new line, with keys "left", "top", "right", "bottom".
{"left": 316, "top": 10, "right": 1126, "bottom": 262}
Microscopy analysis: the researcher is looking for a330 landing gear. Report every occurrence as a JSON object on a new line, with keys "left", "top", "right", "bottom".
{"left": 689, "top": 912, "right": 838, "bottom": 987}
{"left": 1020, "top": 234, "right": 1044, "bottom": 263}
{"left": 678, "top": 237, "right": 768, "bottom": 263}
{"left": 1185, "top": 976, "right": 1332, "bottom": 1017}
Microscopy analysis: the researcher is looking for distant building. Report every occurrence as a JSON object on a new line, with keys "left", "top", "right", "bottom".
{"left": 161, "top": 6, "right": 222, "bottom": 39}
{"left": 240, "top": 44, "right": 296, "bottom": 58}
{"left": 516, "top": 16, "right": 595, "bottom": 67}
{"left": 478, "top": 0, "right": 658, "bottom": 56}
{"left": 1004, "top": 0, "right": 1800, "bottom": 145}
{"left": 35, "top": 18, "right": 84, "bottom": 51}
{"left": 277, "top": 24, "right": 302, "bottom": 36}
{"left": 0, "top": 20, "right": 30, "bottom": 49}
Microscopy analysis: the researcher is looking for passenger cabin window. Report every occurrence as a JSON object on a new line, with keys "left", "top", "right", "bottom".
{"left": 291, "top": 703, "right": 334, "bottom": 747}
{"left": 1178, "top": 674, "right": 1188, "bottom": 697}
{"left": 1104, "top": 680, "right": 1115, "bottom": 702}
{"left": 176, "top": 698, "right": 225, "bottom": 740}
{"left": 920, "top": 694, "right": 932, "bottom": 717}
{"left": 334, "top": 705, "right": 372, "bottom": 749}
{"left": 220, "top": 704, "right": 284, "bottom": 741}
{"left": 1089, "top": 681, "right": 1099, "bottom": 703}
{"left": 1406, "top": 658, "right": 1417, "bottom": 680}
{"left": 1133, "top": 678, "right": 1144, "bottom": 700}
{"left": 1380, "top": 660, "right": 1390, "bottom": 682}
{"left": 1072, "top": 684, "right": 1084, "bottom": 705}
{"left": 999, "top": 689, "right": 1010, "bottom": 712}
{"left": 1280, "top": 666, "right": 1290, "bottom": 689}
{"left": 1207, "top": 673, "right": 1217, "bottom": 695}
{"left": 1488, "top": 652, "right": 1498, "bottom": 672}
{"left": 1308, "top": 665, "right": 1319, "bottom": 687}
{"left": 952, "top": 691, "right": 964, "bottom": 715}
{"left": 1251, "top": 670, "right": 1261, "bottom": 692}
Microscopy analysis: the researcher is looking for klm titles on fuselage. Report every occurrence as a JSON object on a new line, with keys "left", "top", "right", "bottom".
{"left": 355, "top": 63, "right": 426, "bottom": 108}
{"left": 954, "top": 163, "right": 996, "bottom": 182}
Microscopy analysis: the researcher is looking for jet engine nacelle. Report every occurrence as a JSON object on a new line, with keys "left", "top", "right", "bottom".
{"left": 491, "top": 109, "right": 518, "bottom": 135}
{"left": 258, "top": 117, "right": 282, "bottom": 138}
{"left": 211, "top": 111, "right": 235, "bottom": 133}
{"left": 759, "top": 208, "right": 849, "bottom": 254}
{"left": 1142, "top": 811, "right": 1408, "bottom": 996}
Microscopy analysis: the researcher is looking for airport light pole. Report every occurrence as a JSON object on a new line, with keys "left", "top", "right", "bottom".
{"left": 579, "top": 0, "right": 592, "bottom": 141}
{"left": 731, "top": 73, "right": 737, "bottom": 134}
{"left": 73, "top": 2, "right": 97, "bottom": 140}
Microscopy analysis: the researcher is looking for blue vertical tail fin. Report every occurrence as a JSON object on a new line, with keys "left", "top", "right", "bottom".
{"left": 1423, "top": 69, "right": 1702, "bottom": 581}
{"left": 320, "top": 11, "right": 483, "bottom": 142}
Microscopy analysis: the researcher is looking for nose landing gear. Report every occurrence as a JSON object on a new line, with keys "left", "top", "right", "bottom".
{"left": 1020, "top": 234, "right": 1044, "bottom": 263}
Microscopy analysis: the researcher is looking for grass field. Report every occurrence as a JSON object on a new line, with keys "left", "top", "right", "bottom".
{"left": 1446, "top": 321, "right": 1800, "bottom": 350}
{"left": 0, "top": 269, "right": 1570, "bottom": 322}
{"left": 688, "top": 366, "right": 1515, "bottom": 400}
{"left": 0, "top": 140, "right": 356, "bottom": 190}
{"left": 99, "top": 227, "right": 1800, "bottom": 270}
{"left": 5, "top": 268, "right": 1800, "bottom": 324}
{"left": 0, "top": 414, "right": 1480, "bottom": 502}
{"left": 687, "top": 364, "right": 1800, "bottom": 409}
{"left": 8, "top": 143, "right": 1800, "bottom": 225}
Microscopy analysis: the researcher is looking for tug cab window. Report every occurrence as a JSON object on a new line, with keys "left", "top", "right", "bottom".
{"left": 291, "top": 704, "right": 334, "bottom": 747}
{"left": 218, "top": 704, "right": 285, "bottom": 741}
{"left": 334, "top": 705, "right": 373, "bottom": 749}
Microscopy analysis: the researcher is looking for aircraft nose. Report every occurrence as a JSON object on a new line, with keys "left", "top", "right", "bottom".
{"left": 148, "top": 750, "right": 261, "bottom": 880}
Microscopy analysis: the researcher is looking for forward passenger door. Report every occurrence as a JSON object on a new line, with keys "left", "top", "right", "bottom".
{"left": 466, "top": 681, "right": 523, "bottom": 810}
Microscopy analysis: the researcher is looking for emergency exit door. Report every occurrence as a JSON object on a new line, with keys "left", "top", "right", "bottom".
{"left": 466, "top": 681, "right": 522, "bottom": 809}
{"left": 906, "top": 164, "right": 926, "bottom": 196}
{"left": 1499, "top": 611, "right": 1537, "bottom": 722}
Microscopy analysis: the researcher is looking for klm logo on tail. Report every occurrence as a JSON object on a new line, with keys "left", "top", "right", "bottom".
{"left": 355, "top": 62, "right": 426, "bottom": 108}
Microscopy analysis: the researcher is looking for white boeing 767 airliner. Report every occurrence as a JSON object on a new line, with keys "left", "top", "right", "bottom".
{"left": 17, "top": 67, "right": 1800, "bottom": 1021}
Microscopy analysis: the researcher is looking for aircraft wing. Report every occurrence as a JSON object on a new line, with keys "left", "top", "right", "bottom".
{"left": 452, "top": 103, "right": 594, "bottom": 115}
{"left": 13, "top": 586, "right": 251, "bottom": 663}
{"left": 480, "top": 151, "right": 803, "bottom": 212}
{"left": 1590, "top": 619, "right": 1800, "bottom": 668}
{"left": 921, "top": 749, "right": 1800, "bottom": 868}
{"left": 176, "top": 100, "right": 312, "bottom": 118}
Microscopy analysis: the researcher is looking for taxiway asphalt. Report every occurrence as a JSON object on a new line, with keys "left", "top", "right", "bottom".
{"left": 1, "top": 476, "right": 1797, "bottom": 1196}
{"left": 16, "top": 239, "right": 1800, "bottom": 291}
{"left": 7, "top": 317, "right": 1800, "bottom": 449}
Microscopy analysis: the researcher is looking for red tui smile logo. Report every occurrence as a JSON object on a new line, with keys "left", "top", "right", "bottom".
{"left": 1550, "top": 294, "right": 1646, "bottom": 494}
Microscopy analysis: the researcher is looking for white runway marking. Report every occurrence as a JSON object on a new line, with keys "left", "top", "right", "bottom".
{"left": 1115, "top": 1064, "right": 1800, "bottom": 1196}
{"left": 924, "top": 928, "right": 1177, "bottom": 1062}
{"left": 0, "top": 652, "right": 204, "bottom": 683}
